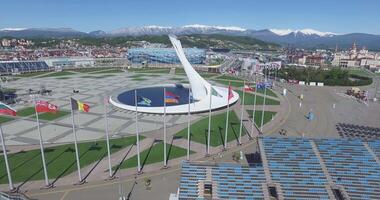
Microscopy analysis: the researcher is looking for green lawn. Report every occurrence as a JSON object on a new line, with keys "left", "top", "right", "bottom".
{"left": 89, "top": 69, "right": 124, "bottom": 74}
{"left": 55, "top": 77, "right": 72, "bottom": 80}
{"left": 175, "top": 111, "right": 246, "bottom": 147}
{"left": 255, "top": 88, "right": 278, "bottom": 98}
{"left": 129, "top": 74, "right": 147, "bottom": 78}
{"left": 32, "top": 110, "right": 70, "bottom": 121}
{"left": 200, "top": 73, "right": 218, "bottom": 79}
{"left": 132, "top": 77, "right": 148, "bottom": 81}
{"left": 236, "top": 90, "right": 280, "bottom": 105}
{"left": 38, "top": 71, "right": 76, "bottom": 78}
{"left": 216, "top": 75, "right": 243, "bottom": 81}
{"left": 117, "top": 141, "right": 191, "bottom": 169}
{"left": 17, "top": 107, "right": 36, "bottom": 117}
{"left": 70, "top": 68, "right": 118, "bottom": 73}
{"left": 213, "top": 79, "right": 244, "bottom": 87}
{"left": 246, "top": 110, "right": 277, "bottom": 128}
{"left": 0, "top": 116, "right": 14, "bottom": 124}
{"left": 0, "top": 135, "right": 144, "bottom": 184}
{"left": 348, "top": 68, "right": 374, "bottom": 78}
{"left": 15, "top": 71, "right": 51, "bottom": 78}
{"left": 137, "top": 69, "right": 170, "bottom": 74}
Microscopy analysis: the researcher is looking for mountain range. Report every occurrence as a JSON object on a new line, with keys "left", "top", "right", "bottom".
{"left": 1, "top": 25, "right": 380, "bottom": 50}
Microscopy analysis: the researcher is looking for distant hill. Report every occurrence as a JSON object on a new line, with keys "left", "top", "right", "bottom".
{"left": 1, "top": 25, "right": 380, "bottom": 50}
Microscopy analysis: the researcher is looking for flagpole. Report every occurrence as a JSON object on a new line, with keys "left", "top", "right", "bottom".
{"left": 33, "top": 98, "right": 50, "bottom": 187}
{"left": 70, "top": 99, "right": 82, "bottom": 183}
{"left": 260, "top": 67, "right": 268, "bottom": 132}
{"left": 0, "top": 125, "right": 13, "bottom": 191}
{"left": 238, "top": 80, "right": 245, "bottom": 145}
{"left": 223, "top": 82, "right": 230, "bottom": 150}
{"left": 251, "top": 73, "right": 257, "bottom": 136}
{"left": 187, "top": 87, "right": 191, "bottom": 160}
{"left": 104, "top": 97, "right": 112, "bottom": 178}
{"left": 163, "top": 88, "right": 167, "bottom": 168}
{"left": 134, "top": 90, "right": 141, "bottom": 173}
{"left": 207, "top": 85, "right": 212, "bottom": 156}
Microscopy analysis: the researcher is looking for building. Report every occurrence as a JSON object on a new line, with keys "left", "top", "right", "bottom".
{"left": 127, "top": 48, "right": 206, "bottom": 66}
{"left": 332, "top": 42, "right": 379, "bottom": 70}
{"left": 0, "top": 61, "right": 50, "bottom": 74}
{"left": 39, "top": 57, "right": 95, "bottom": 68}
{"left": 177, "top": 137, "right": 380, "bottom": 199}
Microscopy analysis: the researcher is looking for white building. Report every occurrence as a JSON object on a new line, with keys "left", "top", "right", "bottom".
{"left": 39, "top": 57, "right": 95, "bottom": 68}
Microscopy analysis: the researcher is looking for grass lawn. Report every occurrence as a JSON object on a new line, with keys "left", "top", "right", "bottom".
{"left": 137, "top": 69, "right": 170, "bottom": 74}
{"left": 236, "top": 90, "right": 280, "bottom": 105}
{"left": 0, "top": 135, "right": 144, "bottom": 184}
{"left": 32, "top": 110, "right": 70, "bottom": 121}
{"left": 15, "top": 71, "right": 51, "bottom": 78}
{"left": 347, "top": 68, "right": 374, "bottom": 78}
{"left": 117, "top": 141, "right": 191, "bottom": 169}
{"left": 200, "top": 73, "right": 218, "bottom": 79}
{"left": 0, "top": 116, "right": 14, "bottom": 124}
{"left": 246, "top": 110, "right": 277, "bottom": 128}
{"left": 69, "top": 68, "right": 118, "bottom": 73}
{"left": 55, "top": 77, "right": 72, "bottom": 80}
{"left": 213, "top": 79, "right": 244, "bottom": 87}
{"left": 216, "top": 75, "right": 243, "bottom": 81}
{"left": 89, "top": 69, "right": 124, "bottom": 74}
{"left": 16, "top": 107, "right": 36, "bottom": 117}
{"left": 171, "top": 77, "right": 185, "bottom": 81}
{"left": 80, "top": 76, "right": 96, "bottom": 79}
{"left": 175, "top": 111, "right": 246, "bottom": 147}
{"left": 38, "top": 71, "right": 76, "bottom": 78}
{"left": 254, "top": 88, "right": 278, "bottom": 98}
{"left": 129, "top": 74, "right": 147, "bottom": 78}
{"left": 132, "top": 77, "right": 148, "bottom": 81}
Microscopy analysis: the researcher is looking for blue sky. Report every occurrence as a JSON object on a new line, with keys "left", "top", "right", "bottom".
{"left": 1, "top": 0, "right": 379, "bottom": 34}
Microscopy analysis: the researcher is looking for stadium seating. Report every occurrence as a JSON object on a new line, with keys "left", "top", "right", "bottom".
{"left": 0, "top": 61, "right": 49, "bottom": 74}
{"left": 261, "top": 137, "right": 330, "bottom": 199}
{"left": 369, "top": 140, "right": 380, "bottom": 158}
{"left": 178, "top": 137, "right": 380, "bottom": 199}
{"left": 336, "top": 123, "right": 380, "bottom": 140}
{"left": 179, "top": 162, "right": 265, "bottom": 199}
{"left": 314, "top": 139, "right": 380, "bottom": 199}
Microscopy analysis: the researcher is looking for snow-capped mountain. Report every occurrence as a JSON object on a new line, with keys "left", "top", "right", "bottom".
{"left": 109, "top": 24, "right": 247, "bottom": 36}
{"left": 269, "top": 28, "right": 336, "bottom": 37}
{"left": 1, "top": 24, "right": 379, "bottom": 50}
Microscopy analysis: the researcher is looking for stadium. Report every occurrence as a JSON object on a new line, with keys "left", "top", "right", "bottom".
{"left": 127, "top": 47, "right": 206, "bottom": 65}
{"left": 0, "top": 36, "right": 379, "bottom": 200}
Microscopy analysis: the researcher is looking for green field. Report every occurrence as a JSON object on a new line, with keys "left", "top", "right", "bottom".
{"left": 15, "top": 71, "right": 51, "bottom": 78}
{"left": 38, "top": 71, "right": 76, "bottom": 78}
{"left": 0, "top": 116, "right": 14, "bottom": 124}
{"left": 236, "top": 90, "right": 280, "bottom": 105}
{"left": 0, "top": 136, "right": 144, "bottom": 184}
{"left": 32, "top": 110, "right": 70, "bottom": 121}
{"left": 129, "top": 74, "right": 147, "bottom": 78}
{"left": 55, "top": 77, "right": 72, "bottom": 80}
{"left": 89, "top": 69, "right": 124, "bottom": 74}
{"left": 216, "top": 75, "right": 243, "bottom": 81}
{"left": 213, "top": 79, "right": 244, "bottom": 87}
{"left": 246, "top": 110, "right": 277, "bottom": 127}
{"left": 175, "top": 111, "right": 246, "bottom": 147}
{"left": 132, "top": 77, "right": 148, "bottom": 81}
{"left": 17, "top": 107, "right": 36, "bottom": 117}
{"left": 347, "top": 68, "right": 374, "bottom": 78}
{"left": 137, "top": 69, "right": 170, "bottom": 74}
{"left": 255, "top": 88, "right": 278, "bottom": 98}
{"left": 117, "top": 141, "right": 191, "bottom": 169}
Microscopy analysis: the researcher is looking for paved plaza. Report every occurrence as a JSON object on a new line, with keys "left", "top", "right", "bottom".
{"left": 1, "top": 71, "right": 202, "bottom": 146}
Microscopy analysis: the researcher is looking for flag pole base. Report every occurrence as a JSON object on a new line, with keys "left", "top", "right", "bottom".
{"left": 161, "top": 165, "right": 169, "bottom": 170}
{"left": 237, "top": 142, "right": 242, "bottom": 146}
{"left": 9, "top": 188, "right": 18, "bottom": 194}
{"left": 105, "top": 176, "right": 117, "bottom": 181}
{"left": 74, "top": 180, "right": 87, "bottom": 186}
{"left": 137, "top": 171, "right": 143, "bottom": 175}
{"left": 41, "top": 183, "right": 55, "bottom": 190}
{"left": 222, "top": 148, "right": 227, "bottom": 152}
{"left": 204, "top": 153, "right": 211, "bottom": 158}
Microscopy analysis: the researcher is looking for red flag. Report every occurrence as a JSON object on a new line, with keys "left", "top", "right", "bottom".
{"left": 228, "top": 86, "right": 234, "bottom": 101}
{"left": 243, "top": 84, "right": 255, "bottom": 92}
{"left": 36, "top": 100, "right": 58, "bottom": 113}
